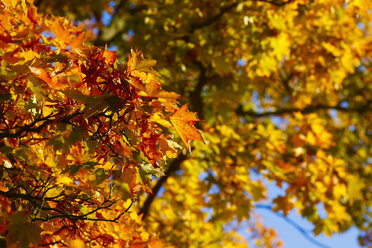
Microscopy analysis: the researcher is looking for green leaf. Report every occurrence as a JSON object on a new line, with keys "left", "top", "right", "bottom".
{"left": 14, "top": 147, "right": 30, "bottom": 161}
{"left": 136, "top": 58, "right": 157, "bottom": 73}
{"left": 63, "top": 163, "right": 82, "bottom": 175}
{"left": 48, "top": 135, "right": 65, "bottom": 151}
{"left": 0, "top": 145, "right": 13, "bottom": 154}
{"left": 82, "top": 161, "right": 100, "bottom": 169}
{"left": 94, "top": 168, "right": 107, "bottom": 185}
{"left": 141, "top": 163, "right": 164, "bottom": 177}
{"left": 63, "top": 90, "right": 88, "bottom": 102}
{"left": 112, "top": 181, "right": 131, "bottom": 200}
{"left": 104, "top": 95, "right": 122, "bottom": 108}
{"left": 67, "top": 126, "right": 87, "bottom": 145}
{"left": 64, "top": 161, "right": 99, "bottom": 175}
{"left": 139, "top": 169, "right": 151, "bottom": 185}
{"left": 86, "top": 139, "right": 98, "bottom": 154}
{"left": 7, "top": 212, "right": 43, "bottom": 248}
{"left": 0, "top": 93, "right": 11, "bottom": 101}
{"left": 42, "top": 53, "right": 68, "bottom": 63}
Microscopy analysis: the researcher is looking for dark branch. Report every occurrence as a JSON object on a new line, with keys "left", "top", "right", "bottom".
{"left": 189, "top": 61, "right": 210, "bottom": 120}
{"left": 190, "top": 2, "right": 239, "bottom": 32}
{"left": 0, "top": 169, "right": 132, "bottom": 223}
{"left": 0, "top": 112, "right": 80, "bottom": 140}
{"left": 252, "top": 0, "right": 293, "bottom": 6}
{"left": 188, "top": 0, "right": 293, "bottom": 34}
{"left": 139, "top": 153, "right": 187, "bottom": 219}
{"left": 138, "top": 61, "right": 210, "bottom": 219}
{"left": 236, "top": 100, "right": 372, "bottom": 117}
{"left": 138, "top": 63, "right": 211, "bottom": 220}
{"left": 31, "top": 200, "right": 134, "bottom": 223}
{"left": 255, "top": 204, "right": 331, "bottom": 248}
{"left": 279, "top": 71, "right": 294, "bottom": 94}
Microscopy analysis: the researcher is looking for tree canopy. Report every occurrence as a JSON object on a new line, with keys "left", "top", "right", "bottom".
{"left": 0, "top": 0, "right": 371, "bottom": 247}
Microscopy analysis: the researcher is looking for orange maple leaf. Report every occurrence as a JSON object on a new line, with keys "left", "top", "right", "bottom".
{"left": 28, "top": 66, "right": 53, "bottom": 84}
{"left": 127, "top": 50, "right": 156, "bottom": 72}
{"left": 170, "top": 104, "right": 204, "bottom": 151}
{"left": 103, "top": 44, "right": 117, "bottom": 65}
{"left": 48, "top": 18, "right": 84, "bottom": 51}
{"left": 143, "top": 79, "right": 180, "bottom": 99}
{"left": 28, "top": 66, "right": 66, "bottom": 89}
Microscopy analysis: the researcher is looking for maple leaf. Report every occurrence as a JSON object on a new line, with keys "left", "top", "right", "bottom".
{"left": 126, "top": 51, "right": 179, "bottom": 99}
{"left": 28, "top": 66, "right": 52, "bottom": 84}
{"left": 28, "top": 66, "right": 66, "bottom": 89}
{"left": 138, "top": 133, "right": 163, "bottom": 166}
{"left": 47, "top": 18, "right": 85, "bottom": 51}
{"left": 103, "top": 44, "right": 117, "bottom": 65}
{"left": 127, "top": 50, "right": 156, "bottom": 74}
{"left": 170, "top": 104, "right": 204, "bottom": 151}
{"left": 142, "top": 78, "right": 180, "bottom": 99}
{"left": 7, "top": 212, "right": 43, "bottom": 248}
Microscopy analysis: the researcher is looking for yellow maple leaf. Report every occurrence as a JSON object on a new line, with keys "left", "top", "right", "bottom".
{"left": 56, "top": 175, "right": 73, "bottom": 185}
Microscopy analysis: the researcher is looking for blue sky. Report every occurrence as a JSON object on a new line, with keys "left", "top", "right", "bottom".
{"left": 256, "top": 205, "right": 360, "bottom": 248}
{"left": 252, "top": 178, "right": 361, "bottom": 248}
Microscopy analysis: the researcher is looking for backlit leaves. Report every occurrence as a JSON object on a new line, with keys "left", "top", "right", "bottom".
{"left": 0, "top": 0, "right": 203, "bottom": 247}
{"left": 170, "top": 104, "right": 204, "bottom": 151}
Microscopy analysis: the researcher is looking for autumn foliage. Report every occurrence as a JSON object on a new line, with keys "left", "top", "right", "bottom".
{"left": 1, "top": 0, "right": 372, "bottom": 247}
{"left": 0, "top": 0, "right": 202, "bottom": 247}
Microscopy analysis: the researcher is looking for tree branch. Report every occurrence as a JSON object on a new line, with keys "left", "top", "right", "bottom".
{"left": 134, "top": 0, "right": 294, "bottom": 224}
{"left": 189, "top": 2, "right": 239, "bottom": 32}
{"left": 139, "top": 62, "right": 210, "bottom": 220}
{"left": 189, "top": 61, "right": 210, "bottom": 120}
{"left": 139, "top": 153, "right": 187, "bottom": 219}
{"left": 236, "top": 100, "right": 372, "bottom": 117}
{"left": 95, "top": 0, "right": 293, "bottom": 46}
{"left": 0, "top": 111, "right": 81, "bottom": 140}
{"left": 189, "top": 0, "right": 293, "bottom": 33}
{"left": 255, "top": 204, "right": 331, "bottom": 248}
{"left": 0, "top": 165, "right": 132, "bottom": 223}
{"left": 31, "top": 199, "right": 134, "bottom": 223}
{"left": 252, "top": 0, "right": 293, "bottom": 6}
